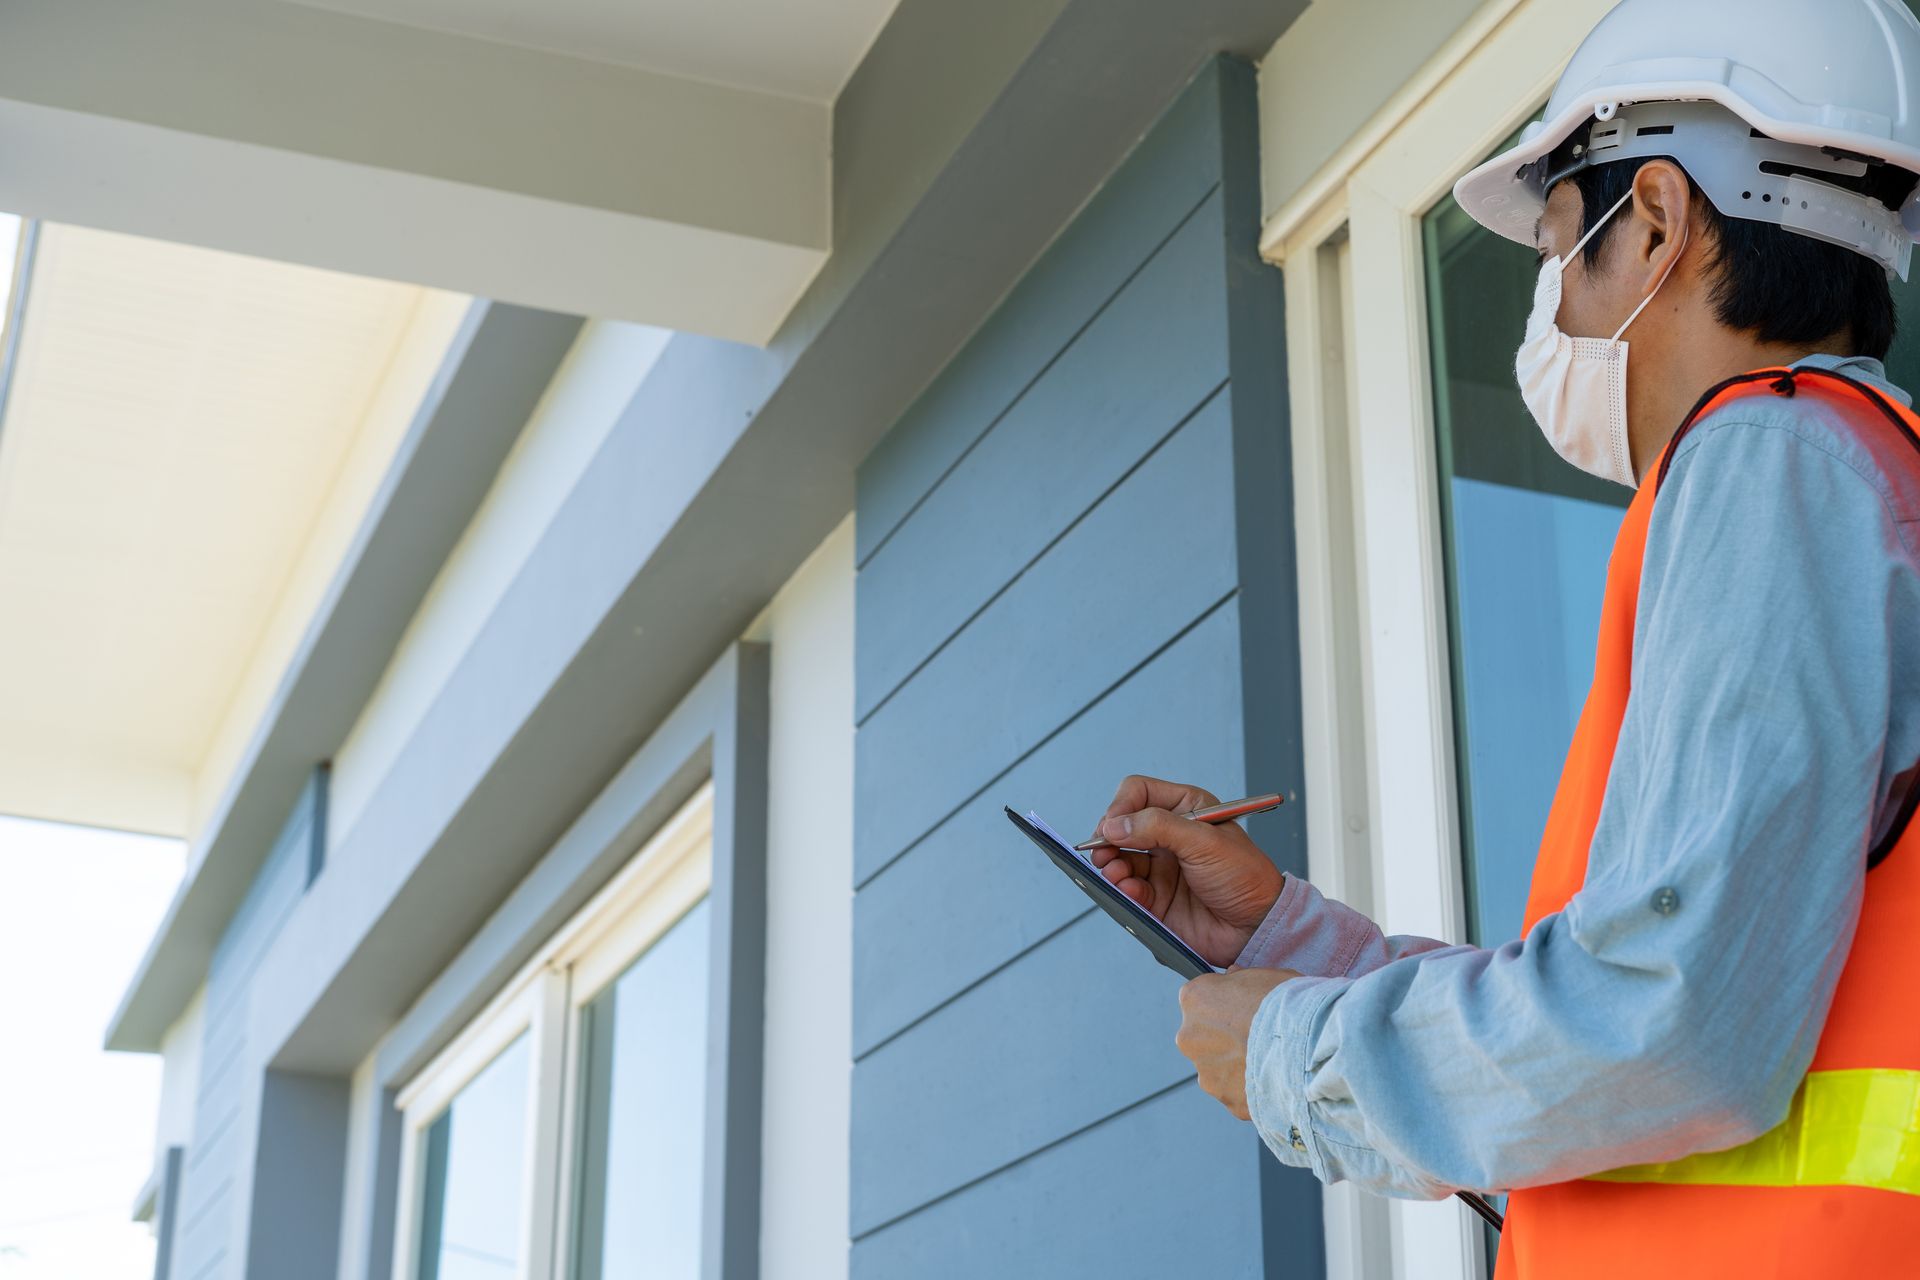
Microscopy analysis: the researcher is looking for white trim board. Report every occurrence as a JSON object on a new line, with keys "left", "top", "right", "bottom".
{"left": 389, "top": 782, "right": 714, "bottom": 1280}
{"left": 1255, "top": 0, "right": 1623, "bottom": 264}
{"left": 1268, "top": 2, "right": 1617, "bottom": 1277}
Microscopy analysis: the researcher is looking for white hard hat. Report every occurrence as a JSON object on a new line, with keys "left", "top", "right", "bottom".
{"left": 1454, "top": 0, "right": 1920, "bottom": 279}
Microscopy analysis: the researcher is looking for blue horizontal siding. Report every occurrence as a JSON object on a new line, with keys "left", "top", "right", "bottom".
{"left": 854, "top": 187, "right": 1232, "bottom": 722}
{"left": 852, "top": 598, "right": 1246, "bottom": 1055}
{"left": 853, "top": 907, "right": 1208, "bottom": 1232}
{"left": 851, "top": 1085, "right": 1264, "bottom": 1280}
{"left": 854, "top": 391, "right": 1238, "bottom": 885}
{"left": 171, "top": 770, "right": 324, "bottom": 1280}
{"left": 850, "top": 58, "right": 1309, "bottom": 1275}
{"left": 854, "top": 79, "right": 1226, "bottom": 567}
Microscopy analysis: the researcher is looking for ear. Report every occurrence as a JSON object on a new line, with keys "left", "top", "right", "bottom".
{"left": 1627, "top": 160, "right": 1694, "bottom": 285}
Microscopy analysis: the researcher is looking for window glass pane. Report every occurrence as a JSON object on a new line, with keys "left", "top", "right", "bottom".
{"left": 570, "top": 897, "right": 711, "bottom": 1280}
{"left": 1425, "top": 140, "right": 1628, "bottom": 957}
{"left": 415, "top": 1033, "right": 531, "bottom": 1280}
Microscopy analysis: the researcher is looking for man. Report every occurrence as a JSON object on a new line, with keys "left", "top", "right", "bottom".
{"left": 1088, "top": 1, "right": 1920, "bottom": 1274}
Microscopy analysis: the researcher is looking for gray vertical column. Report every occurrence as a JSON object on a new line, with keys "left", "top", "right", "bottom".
{"left": 246, "top": 1071, "right": 351, "bottom": 1280}
{"left": 703, "top": 641, "right": 772, "bottom": 1280}
{"left": 152, "top": 1145, "right": 184, "bottom": 1280}
{"left": 1210, "top": 57, "right": 1326, "bottom": 1280}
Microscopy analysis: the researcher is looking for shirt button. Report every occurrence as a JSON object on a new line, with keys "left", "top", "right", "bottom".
{"left": 1650, "top": 886, "right": 1681, "bottom": 916}
{"left": 1289, "top": 1125, "right": 1307, "bottom": 1152}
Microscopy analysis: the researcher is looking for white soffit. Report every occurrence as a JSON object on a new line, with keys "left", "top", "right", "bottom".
{"left": 283, "top": 0, "right": 907, "bottom": 100}
{"left": 0, "top": 221, "right": 462, "bottom": 837}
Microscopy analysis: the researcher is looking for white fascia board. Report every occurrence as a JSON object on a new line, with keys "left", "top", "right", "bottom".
{"left": 0, "top": 0, "right": 829, "bottom": 346}
{"left": 1255, "top": 0, "right": 1521, "bottom": 259}
{"left": 130, "top": 1165, "right": 159, "bottom": 1225}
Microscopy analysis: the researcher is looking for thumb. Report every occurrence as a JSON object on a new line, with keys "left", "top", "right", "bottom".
{"left": 1101, "top": 806, "right": 1239, "bottom": 865}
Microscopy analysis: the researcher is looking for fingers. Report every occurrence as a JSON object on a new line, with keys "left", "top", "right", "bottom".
{"left": 1094, "top": 847, "right": 1177, "bottom": 916}
{"left": 1098, "top": 805, "right": 1241, "bottom": 868}
{"left": 1101, "top": 774, "right": 1220, "bottom": 826}
{"left": 1145, "top": 841, "right": 1181, "bottom": 911}
{"left": 1097, "top": 850, "right": 1156, "bottom": 909}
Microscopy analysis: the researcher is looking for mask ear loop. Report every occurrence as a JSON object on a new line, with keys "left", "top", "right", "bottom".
{"left": 1562, "top": 188, "right": 1636, "bottom": 266}
{"left": 1611, "top": 215, "right": 1691, "bottom": 342}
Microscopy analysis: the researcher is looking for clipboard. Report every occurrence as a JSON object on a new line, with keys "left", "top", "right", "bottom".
{"left": 1005, "top": 805, "right": 1218, "bottom": 980}
{"left": 1003, "top": 805, "right": 1506, "bottom": 1231}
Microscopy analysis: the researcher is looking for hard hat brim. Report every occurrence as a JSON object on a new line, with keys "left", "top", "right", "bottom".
{"left": 1453, "top": 79, "right": 1920, "bottom": 249}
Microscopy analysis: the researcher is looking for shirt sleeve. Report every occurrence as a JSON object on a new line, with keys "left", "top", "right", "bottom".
{"left": 1244, "top": 415, "right": 1906, "bottom": 1198}
{"left": 1232, "top": 872, "right": 1461, "bottom": 977}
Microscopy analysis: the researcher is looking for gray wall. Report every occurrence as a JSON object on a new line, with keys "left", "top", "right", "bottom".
{"left": 169, "top": 770, "right": 325, "bottom": 1280}
{"left": 850, "top": 58, "right": 1319, "bottom": 1277}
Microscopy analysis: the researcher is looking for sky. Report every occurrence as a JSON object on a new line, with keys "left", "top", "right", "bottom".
{"left": 0, "top": 815, "right": 184, "bottom": 1279}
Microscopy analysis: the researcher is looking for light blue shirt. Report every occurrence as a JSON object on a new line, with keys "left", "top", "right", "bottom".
{"left": 1238, "top": 353, "right": 1920, "bottom": 1197}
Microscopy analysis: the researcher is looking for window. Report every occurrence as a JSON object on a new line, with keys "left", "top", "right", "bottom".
{"left": 1421, "top": 120, "right": 1622, "bottom": 1276}
{"left": 1271, "top": 8, "right": 1660, "bottom": 1279}
{"left": 415, "top": 1034, "right": 532, "bottom": 1280}
{"left": 1421, "top": 130, "right": 1628, "bottom": 953}
{"left": 393, "top": 782, "right": 714, "bottom": 1280}
{"left": 568, "top": 900, "right": 710, "bottom": 1279}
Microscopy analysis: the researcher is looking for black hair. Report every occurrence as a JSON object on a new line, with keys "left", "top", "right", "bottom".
{"left": 1569, "top": 157, "right": 1899, "bottom": 361}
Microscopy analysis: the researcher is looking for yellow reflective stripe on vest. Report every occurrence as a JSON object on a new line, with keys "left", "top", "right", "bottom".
{"left": 1587, "top": 1069, "right": 1920, "bottom": 1196}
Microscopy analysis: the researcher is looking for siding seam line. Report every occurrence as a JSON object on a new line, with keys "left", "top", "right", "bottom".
{"left": 855, "top": 375, "right": 1230, "bottom": 731}
{"left": 184, "top": 1108, "right": 242, "bottom": 1174}
{"left": 855, "top": 180, "right": 1224, "bottom": 573}
{"left": 854, "top": 584, "right": 1239, "bottom": 892}
{"left": 850, "top": 1077, "right": 1198, "bottom": 1243}
{"left": 855, "top": 904, "right": 1098, "bottom": 1062}
{"left": 175, "top": 1172, "right": 234, "bottom": 1236}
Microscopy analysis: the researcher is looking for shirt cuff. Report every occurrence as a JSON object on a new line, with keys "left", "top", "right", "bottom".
{"left": 1233, "top": 873, "right": 1371, "bottom": 977}
{"left": 1244, "top": 971, "right": 1348, "bottom": 1179}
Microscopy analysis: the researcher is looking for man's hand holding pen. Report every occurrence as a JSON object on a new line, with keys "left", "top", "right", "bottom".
{"left": 1085, "top": 774, "right": 1300, "bottom": 1117}
{"left": 1083, "top": 775, "right": 1288, "bottom": 965}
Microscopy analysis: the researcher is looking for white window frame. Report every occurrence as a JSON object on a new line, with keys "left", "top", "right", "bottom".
{"left": 1267, "top": 3, "right": 1619, "bottom": 1279}
{"left": 390, "top": 779, "right": 715, "bottom": 1280}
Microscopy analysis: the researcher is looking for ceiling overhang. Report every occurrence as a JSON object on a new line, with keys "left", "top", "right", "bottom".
{"left": 0, "top": 220, "right": 473, "bottom": 839}
{"left": 0, "top": 0, "right": 837, "bottom": 346}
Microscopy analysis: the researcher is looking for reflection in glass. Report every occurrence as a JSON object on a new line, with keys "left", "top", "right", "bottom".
{"left": 416, "top": 1034, "right": 531, "bottom": 1280}
{"left": 570, "top": 897, "right": 711, "bottom": 1280}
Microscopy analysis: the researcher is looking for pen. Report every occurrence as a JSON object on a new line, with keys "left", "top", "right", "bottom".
{"left": 1067, "top": 790, "right": 1506, "bottom": 1233}
{"left": 1072, "top": 792, "right": 1286, "bottom": 852}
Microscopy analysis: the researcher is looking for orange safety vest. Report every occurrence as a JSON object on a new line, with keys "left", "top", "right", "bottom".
{"left": 1492, "top": 367, "right": 1920, "bottom": 1280}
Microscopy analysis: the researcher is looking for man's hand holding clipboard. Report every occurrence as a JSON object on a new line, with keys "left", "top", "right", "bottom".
{"left": 1011, "top": 773, "right": 1505, "bottom": 1233}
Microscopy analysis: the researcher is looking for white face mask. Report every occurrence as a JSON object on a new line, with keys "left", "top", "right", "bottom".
{"left": 1515, "top": 189, "right": 1689, "bottom": 489}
